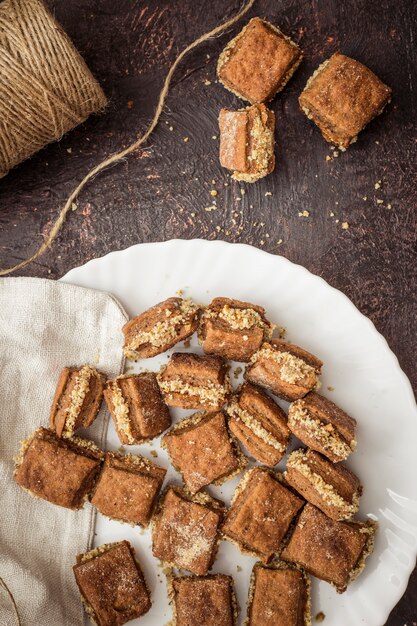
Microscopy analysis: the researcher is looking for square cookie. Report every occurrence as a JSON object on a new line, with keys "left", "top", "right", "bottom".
{"left": 152, "top": 486, "right": 224, "bottom": 575}
{"left": 281, "top": 503, "right": 376, "bottom": 592}
{"left": 299, "top": 53, "right": 391, "bottom": 149}
{"left": 158, "top": 352, "right": 231, "bottom": 411}
{"left": 91, "top": 451, "right": 166, "bottom": 526}
{"left": 247, "top": 561, "right": 311, "bottom": 626}
{"left": 73, "top": 541, "right": 151, "bottom": 626}
{"left": 285, "top": 448, "right": 362, "bottom": 520}
{"left": 217, "top": 17, "right": 302, "bottom": 103}
{"left": 227, "top": 382, "right": 290, "bottom": 467}
{"left": 171, "top": 574, "right": 237, "bottom": 626}
{"left": 245, "top": 339, "right": 322, "bottom": 401}
{"left": 122, "top": 297, "right": 200, "bottom": 360}
{"left": 49, "top": 365, "right": 105, "bottom": 438}
{"left": 219, "top": 104, "right": 275, "bottom": 182}
{"left": 287, "top": 392, "right": 357, "bottom": 462}
{"left": 222, "top": 467, "right": 304, "bottom": 562}
{"left": 14, "top": 427, "right": 103, "bottom": 510}
{"left": 104, "top": 372, "right": 171, "bottom": 444}
{"left": 199, "top": 297, "right": 273, "bottom": 361}
{"left": 162, "top": 411, "right": 245, "bottom": 493}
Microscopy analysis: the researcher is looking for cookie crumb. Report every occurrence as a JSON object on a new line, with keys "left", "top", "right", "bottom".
{"left": 327, "top": 386, "right": 335, "bottom": 391}
{"left": 326, "top": 155, "right": 331, "bottom": 161}
{"left": 183, "top": 137, "right": 189, "bottom": 143}
{"left": 150, "top": 450, "right": 158, "bottom": 458}
{"left": 204, "top": 79, "right": 211, "bottom": 86}
{"left": 376, "top": 199, "right": 384, "bottom": 204}
{"left": 298, "top": 210, "right": 310, "bottom": 217}
{"left": 341, "top": 221, "right": 349, "bottom": 230}
{"left": 264, "top": 191, "right": 272, "bottom": 196}
{"left": 315, "top": 612, "right": 326, "bottom": 622}
{"left": 210, "top": 190, "right": 218, "bottom": 196}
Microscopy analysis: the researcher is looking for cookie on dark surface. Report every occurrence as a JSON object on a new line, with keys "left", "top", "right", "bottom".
{"left": 217, "top": 17, "right": 302, "bottom": 103}
{"left": 73, "top": 541, "right": 151, "bottom": 626}
{"left": 299, "top": 52, "right": 392, "bottom": 149}
{"left": 219, "top": 104, "right": 275, "bottom": 182}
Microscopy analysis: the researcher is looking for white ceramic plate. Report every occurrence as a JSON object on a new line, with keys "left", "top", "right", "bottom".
{"left": 62, "top": 239, "right": 417, "bottom": 626}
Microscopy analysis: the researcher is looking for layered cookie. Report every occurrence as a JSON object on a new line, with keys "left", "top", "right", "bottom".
{"left": 14, "top": 427, "right": 103, "bottom": 510}
{"left": 104, "top": 372, "right": 171, "bottom": 444}
{"left": 281, "top": 503, "right": 376, "bottom": 593}
{"left": 217, "top": 17, "right": 303, "bottom": 103}
{"left": 49, "top": 365, "right": 105, "bottom": 438}
{"left": 157, "top": 352, "right": 231, "bottom": 411}
{"left": 246, "top": 561, "right": 311, "bottom": 626}
{"left": 299, "top": 52, "right": 392, "bottom": 149}
{"left": 73, "top": 541, "right": 151, "bottom": 626}
{"left": 152, "top": 486, "right": 224, "bottom": 575}
{"left": 162, "top": 411, "right": 245, "bottom": 493}
{"left": 219, "top": 104, "right": 275, "bottom": 182}
{"left": 170, "top": 574, "right": 237, "bottom": 626}
{"left": 226, "top": 383, "right": 290, "bottom": 466}
{"left": 122, "top": 297, "right": 199, "bottom": 360}
{"left": 287, "top": 392, "right": 357, "bottom": 462}
{"left": 286, "top": 448, "right": 362, "bottom": 521}
{"left": 222, "top": 467, "right": 304, "bottom": 562}
{"left": 245, "top": 340, "right": 322, "bottom": 401}
{"left": 199, "top": 297, "right": 274, "bottom": 361}
{"left": 91, "top": 451, "right": 166, "bottom": 526}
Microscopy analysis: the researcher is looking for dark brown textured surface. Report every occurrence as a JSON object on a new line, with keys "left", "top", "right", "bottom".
{"left": 0, "top": 0, "right": 415, "bottom": 619}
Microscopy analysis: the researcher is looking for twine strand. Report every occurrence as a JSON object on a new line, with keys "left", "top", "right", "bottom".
{"left": 0, "top": 0, "right": 256, "bottom": 276}
{"left": 0, "top": 577, "right": 21, "bottom": 626}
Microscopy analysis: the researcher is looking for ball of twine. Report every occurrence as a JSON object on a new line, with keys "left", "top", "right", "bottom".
{"left": 0, "top": 0, "right": 107, "bottom": 179}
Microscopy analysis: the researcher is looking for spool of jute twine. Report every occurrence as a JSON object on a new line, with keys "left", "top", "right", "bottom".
{"left": 0, "top": 0, "right": 255, "bottom": 276}
{"left": 0, "top": 0, "right": 107, "bottom": 179}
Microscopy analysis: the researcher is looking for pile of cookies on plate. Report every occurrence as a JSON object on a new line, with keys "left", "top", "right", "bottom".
{"left": 14, "top": 296, "right": 377, "bottom": 626}
{"left": 217, "top": 17, "right": 392, "bottom": 182}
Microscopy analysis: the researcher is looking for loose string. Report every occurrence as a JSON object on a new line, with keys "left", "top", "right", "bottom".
{"left": 0, "top": 0, "right": 256, "bottom": 276}
{"left": 0, "top": 577, "right": 21, "bottom": 626}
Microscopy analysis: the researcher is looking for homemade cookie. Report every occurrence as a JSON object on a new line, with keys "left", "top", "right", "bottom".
{"left": 288, "top": 392, "right": 357, "bottom": 462}
{"left": 104, "top": 372, "right": 171, "bottom": 444}
{"left": 285, "top": 448, "right": 362, "bottom": 520}
{"left": 91, "top": 451, "right": 166, "bottom": 526}
{"left": 152, "top": 486, "right": 224, "bottom": 575}
{"left": 199, "top": 297, "right": 274, "bottom": 361}
{"left": 245, "top": 339, "right": 322, "bottom": 401}
{"left": 73, "top": 541, "right": 151, "bottom": 626}
{"left": 227, "top": 382, "right": 290, "bottom": 466}
{"left": 222, "top": 467, "right": 304, "bottom": 562}
{"left": 122, "top": 297, "right": 199, "bottom": 360}
{"left": 162, "top": 411, "right": 245, "bottom": 493}
{"left": 281, "top": 503, "right": 376, "bottom": 593}
{"left": 158, "top": 352, "right": 231, "bottom": 411}
{"left": 246, "top": 561, "right": 311, "bottom": 626}
{"left": 49, "top": 365, "right": 105, "bottom": 438}
{"left": 217, "top": 17, "right": 303, "bottom": 103}
{"left": 299, "top": 52, "right": 392, "bottom": 149}
{"left": 170, "top": 574, "right": 237, "bottom": 626}
{"left": 14, "top": 427, "right": 103, "bottom": 510}
{"left": 219, "top": 104, "right": 275, "bottom": 182}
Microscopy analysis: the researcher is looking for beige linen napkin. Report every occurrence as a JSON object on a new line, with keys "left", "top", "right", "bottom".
{"left": 0, "top": 277, "right": 128, "bottom": 626}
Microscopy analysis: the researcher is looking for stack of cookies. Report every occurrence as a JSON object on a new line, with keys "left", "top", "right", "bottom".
{"left": 216, "top": 17, "right": 391, "bottom": 182}
{"left": 14, "top": 294, "right": 377, "bottom": 626}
